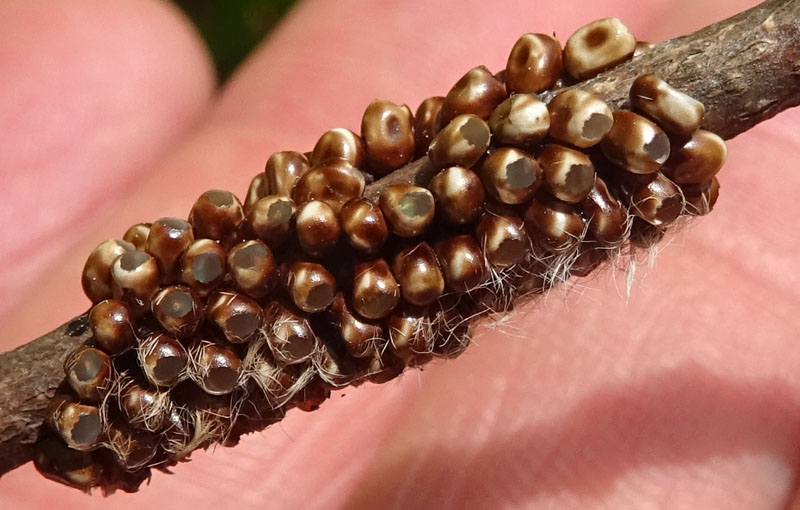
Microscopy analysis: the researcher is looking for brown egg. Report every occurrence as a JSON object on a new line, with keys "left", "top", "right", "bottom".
{"left": 138, "top": 332, "right": 188, "bottom": 388}
{"left": 429, "top": 166, "right": 485, "bottom": 224}
{"left": 601, "top": 110, "right": 670, "bottom": 175}
{"left": 207, "top": 290, "right": 264, "bottom": 344}
{"left": 391, "top": 242, "right": 445, "bottom": 306}
{"left": 227, "top": 240, "right": 277, "bottom": 298}
{"left": 88, "top": 299, "right": 135, "bottom": 354}
{"left": 283, "top": 261, "right": 337, "bottom": 313}
{"left": 150, "top": 285, "right": 205, "bottom": 338}
{"left": 145, "top": 217, "right": 194, "bottom": 283}
{"left": 428, "top": 114, "right": 491, "bottom": 170}
{"left": 666, "top": 130, "right": 727, "bottom": 184}
{"left": 630, "top": 172, "right": 683, "bottom": 226}
{"left": 547, "top": 89, "right": 613, "bottom": 148}
{"left": 524, "top": 196, "right": 586, "bottom": 252}
{"left": 564, "top": 17, "right": 636, "bottom": 80}
{"left": 361, "top": 99, "right": 415, "bottom": 174}
{"left": 340, "top": 198, "right": 390, "bottom": 255}
{"left": 439, "top": 65, "right": 507, "bottom": 125}
{"left": 630, "top": 74, "right": 705, "bottom": 139}
{"left": 310, "top": 128, "right": 366, "bottom": 168}
{"left": 295, "top": 200, "right": 341, "bottom": 256}
{"left": 63, "top": 347, "right": 112, "bottom": 403}
{"left": 434, "top": 235, "right": 487, "bottom": 292}
{"left": 265, "top": 150, "right": 311, "bottom": 196}
{"left": 379, "top": 184, "right": 435, "bottom": 238}
{"left": 414, "top": 96, "right": 445, "bottom": 158}
{"left": 180, "top": 238, "right": 227, "bottom": 296}
{"left": 505, "top": 33, "right": 562, "bottom": 93}
{"left": 538, "top": 144, "right": 596, "bottom": 203}
{"left": 109, "top": 250, "right": 160, "bottom": 317}
{"left": 352, "top": 258, "right": 400, "bottom": 320}
{"left": 292, "top": 160, "right": 366, "bottom": 213}
{"left": 476, "top": 213, "right": 531, "bottom": 268}
{"left": 81, "top": 238, "right": 135, "bottom": 303}
{"left": 488, "top": 94, "right": 550, "bottom": 147}
{"left": 480, "top": 147, "right": 542, "bottom": 204}
{"left": 188, "top": 189, "right": 245, "bottom": 245}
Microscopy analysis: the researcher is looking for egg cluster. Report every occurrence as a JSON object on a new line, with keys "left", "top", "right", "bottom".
{"left": 36, "top": 17, "right": 726, "bottom": 493}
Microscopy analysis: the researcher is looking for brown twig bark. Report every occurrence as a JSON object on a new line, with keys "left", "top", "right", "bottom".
{"left": 1, "top": 0, "right": 798, "bottom": 479}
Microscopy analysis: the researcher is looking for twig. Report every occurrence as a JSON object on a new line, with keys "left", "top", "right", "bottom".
{"left": 1, "top": 0, "right": 798, "bottom": 479}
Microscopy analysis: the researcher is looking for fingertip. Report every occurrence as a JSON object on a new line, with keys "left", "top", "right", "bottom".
{"left": 0, "top": 0, "right": 215, "bottom": 328}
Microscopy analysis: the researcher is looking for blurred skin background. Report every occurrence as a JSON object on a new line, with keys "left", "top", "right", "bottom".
{"left": 1, "top": 0, "right": 800, "bottom": 508}
{"left": 173, "top": 0, "right": 296, "bottom": 81}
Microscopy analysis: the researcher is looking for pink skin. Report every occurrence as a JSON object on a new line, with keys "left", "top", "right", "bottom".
{"left": 1, "top": 0, "right": 799, "bottom": 508}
